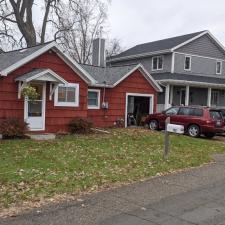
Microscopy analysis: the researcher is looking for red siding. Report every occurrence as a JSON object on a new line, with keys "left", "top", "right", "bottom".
{"left": 87, "top": 70, "right": 158, "bottom": 127}
{"left": 0, "top": 51, "right": 158, "bottom": 132}
{"left": 0, "top": 51, "right": 88, "bottom": 133}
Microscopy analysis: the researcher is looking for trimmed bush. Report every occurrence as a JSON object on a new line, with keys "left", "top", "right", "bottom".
{"left": 69, "top": 118, "right": 93, "bottom": 134}
{"left": 0, "top": 118, "right": 28, "bottom": 139}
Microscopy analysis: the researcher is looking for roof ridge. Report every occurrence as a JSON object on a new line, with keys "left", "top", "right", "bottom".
{"left": 132, "top": 30, "right": 207, "bottom": 48}
{"left": 0, "top": 41, "right": 54, "bottom": 54}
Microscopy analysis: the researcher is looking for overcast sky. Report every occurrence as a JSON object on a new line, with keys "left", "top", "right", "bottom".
{"left": 107, "top": 0, "right": 225, "bottom": 50}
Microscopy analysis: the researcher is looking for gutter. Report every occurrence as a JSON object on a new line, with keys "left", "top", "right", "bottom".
{"left": 107, "top": 49, "right": 172, "bottom": 63}
{"left": 158, "top": 79, "right": 225, "bottom": 88}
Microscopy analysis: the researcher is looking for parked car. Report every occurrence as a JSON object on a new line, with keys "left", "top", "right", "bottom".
{"left": 217, "top": 108, "right": 225, "bottom": 121}
{"left": 145, "top": 106, "right": 224, "bottom": 138}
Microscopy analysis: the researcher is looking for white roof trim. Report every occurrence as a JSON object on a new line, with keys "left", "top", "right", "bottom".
{"left": 53, "top": 44, "right": 96, "bottom": 84}
{"left": 107, "top": 49, "right": 171, "bottom": 63}
{"left": 0, "top": 42, "right": 97, "bottom": 84}
{"left": 113, "top": 64, "right": 162, "bottom": 92}
{"left": 171, "top": 30, "right": 225, "bottom": 52}
{"left": 15, "top": 69, "right": 68, "bottom": 84}
{"left": 206, "top": 31, "right": 225, "bottom": 52}
{"left": 159, "top": 79, "right": 225, "bottom": 88}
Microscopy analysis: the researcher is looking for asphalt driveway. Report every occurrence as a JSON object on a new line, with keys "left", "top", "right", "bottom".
{"left": 1, "top": 154, "right": 225, "bottom": 225}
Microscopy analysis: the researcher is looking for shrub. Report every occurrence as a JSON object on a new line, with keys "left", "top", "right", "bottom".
{"left": 69, "top": 118, "right": 93, "bottom": 134}
{"left": 0, "top": 118, "right": 28, "bottom": 139}
{"left": 21, "top": 85, "right": 39, "bottom": 100}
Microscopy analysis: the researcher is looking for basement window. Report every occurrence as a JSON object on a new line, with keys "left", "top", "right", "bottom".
{"left": 216, "top": 61, "right": 222, "bottom": 74}
{"left": 88, "top": 89, "right": 100, "bottom": 109}
{"left": 54, "top": 83, "right": 79, "bottom": 107}
{"left": 152, "top": 56, "right": 163, "bottom": 70}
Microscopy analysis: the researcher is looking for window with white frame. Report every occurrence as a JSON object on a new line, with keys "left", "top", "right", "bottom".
{"left": 54, "top": 83, "right": 79, "bottom": 107}
{"left": 184, "top": 56, "right": 191, "bottom": 71}
{"left": 88, "top": 89, "right": 100, "bottom": 109}
{"left": 152, "top": 56, "right": 163, "bottom": 70}
{"left": 216, "top": 61, "right": 222, "bottom": 74}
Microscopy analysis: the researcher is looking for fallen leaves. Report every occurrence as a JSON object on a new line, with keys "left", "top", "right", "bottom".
{"left": 0, "top": 128, "right": 225, "bottom": 217}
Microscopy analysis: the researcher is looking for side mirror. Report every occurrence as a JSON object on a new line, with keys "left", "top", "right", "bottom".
{"left": 162, "top": 110, "right": 166, "bottom": 114}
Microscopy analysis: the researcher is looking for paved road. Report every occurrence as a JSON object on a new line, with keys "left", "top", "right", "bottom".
{"left": 1, "top": 154, "right": 225, "bottom": 225}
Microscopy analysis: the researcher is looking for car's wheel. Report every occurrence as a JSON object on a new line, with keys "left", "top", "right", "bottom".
{"left": 149, "top": 120, "right": 159, "bottom": 131}
{"left": 187, "top": 124, "right": 200, "bottom": 138}
{"left": 204, "top": 133, "right": 215, "bottom": 139}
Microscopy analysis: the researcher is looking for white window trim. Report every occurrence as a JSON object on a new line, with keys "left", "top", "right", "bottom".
{"left": 152, "top": 56, "right": 163, "bottom": 71}
{"left": 125, "top": 93, "right": 154, "bottom": 127}
{"left": 88, "top": 89, "right": 101, "bottom": 109}
{"left": 54, "top": 83, "right": 79, "bottom": 107}
{"left": 184, "top": 55, "right": 192, "bottom": 71}
{"left": 216, "top": 61, "right": 222, "bottom": 75}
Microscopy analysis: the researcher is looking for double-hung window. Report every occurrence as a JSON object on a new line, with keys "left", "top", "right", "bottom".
{"left": 54, "top": 83, "right": 79, "bottom": 107}
{"left": 152, "top": 56, "right": 163, "bottom": 70}
{"left": 216, "top": 61, "right": 222, "bottom": 74}
{"left": 184, "top": 56, "right": 191, "bottom": 71}
{"left": 88, "top": 89, "right": 100, "bottom": 109}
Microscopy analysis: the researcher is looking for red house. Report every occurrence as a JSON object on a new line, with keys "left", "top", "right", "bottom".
{"left": 0, "top": 40, "right": 162, "bottom": 133}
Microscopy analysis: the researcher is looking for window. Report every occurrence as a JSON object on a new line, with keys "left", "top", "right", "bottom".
{"left": 54, "top": 83, "right": 79, "bottom": 107}
{"left": 178, "top": 107, "right": 203, "bottom": 117}
{"left": 152, "top": 56, "right": 163, "bottom": 70}
{"left": 210, "top": 111, "right": 222, "bottom": 120}
{"left": 88, "top": 89, "right": 100, "bottom": 109}
{"left": 184, "top": 56, "right": 191, "bottom": 71}
{"left": 165, "top": 107, "right": 179, "bottom": 115}
{"left": 211, "top": 91, "right": 219, "bottom": 106}
{"left": 216, "top": 61, "right": 222, "bottom": 74}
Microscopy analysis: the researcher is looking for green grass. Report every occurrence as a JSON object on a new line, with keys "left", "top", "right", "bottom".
{"left": 0, "top": 128, "right": 225, "bottom": 209}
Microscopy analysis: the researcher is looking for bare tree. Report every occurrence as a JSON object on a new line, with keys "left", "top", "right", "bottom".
{"left": 56, "top": 0, "right": 108, "bottom": 64}
{"left": 106, "top": 38, "right": 123, "bottom": 58}
{"left": 0, "top": 0, "right": 65, "bottom": 49}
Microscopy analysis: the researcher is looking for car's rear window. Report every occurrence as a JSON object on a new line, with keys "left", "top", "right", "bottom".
{"left": 178, "top": 107, "right": 203, "bottom": 117}
{"left": 220, "top": 110, "right": 225, "bottom": 117}
{"left": 210, "top": 111, "right": 222, "bottom": 120}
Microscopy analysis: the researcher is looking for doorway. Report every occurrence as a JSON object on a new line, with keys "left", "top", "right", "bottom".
{"left": 180, "top": 89, "right": 186, "bottom": 105}
{"left": 125, "top": 93, "right": 153, "bottom": 127}
{"left": 211, "top": 90, "right": 219, "bottom": 107}
{"left": 24, "top": 83, "right": 46, "bottom": 131}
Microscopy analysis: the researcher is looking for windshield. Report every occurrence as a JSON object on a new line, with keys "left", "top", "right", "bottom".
{"left": 210, "top": 111, "right": 222, "bottom": 120}
{"left": 165, "top": 107, "right": 179, "bottom": 115}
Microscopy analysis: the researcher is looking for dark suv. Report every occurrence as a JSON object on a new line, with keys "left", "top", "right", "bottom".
{"left": 145, "top": 106, "right": 224, "bottom": 138}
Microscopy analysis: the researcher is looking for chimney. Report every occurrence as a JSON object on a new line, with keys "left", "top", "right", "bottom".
{"left": 92, "top": 27, "right": 106, "bottom": 67}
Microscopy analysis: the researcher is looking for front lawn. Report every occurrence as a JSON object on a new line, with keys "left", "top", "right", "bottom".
{"left": 1, "top": 128, "right": 225, "bottom": 210}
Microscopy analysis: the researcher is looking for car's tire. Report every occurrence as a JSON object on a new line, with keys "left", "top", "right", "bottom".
{"left": 149, "top": 119, "right": 159, "bottom": 131}
{"left": 187, "top": 124, "right": 200, "bottom": 138}
{"left": 204, "top": 133, "right": 215, "bottom": 139}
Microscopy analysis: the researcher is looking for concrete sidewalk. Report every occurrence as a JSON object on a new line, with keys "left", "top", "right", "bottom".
{"left": 1, "top": 154, "right": 225, "bottom": 225}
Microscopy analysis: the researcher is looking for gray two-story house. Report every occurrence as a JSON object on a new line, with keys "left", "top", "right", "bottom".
{"left": 107, "top": 30, "right": 225, "bottom": 112}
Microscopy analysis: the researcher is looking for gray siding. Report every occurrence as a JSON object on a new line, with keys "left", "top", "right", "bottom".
{"left": 189, "top": 87, "right": 207, "bottom": 106}
{"left": 174, "top": 53, "right": 225, "bottom": 76}
{"left": 215, "top": 89, "right": 225, "bottom": 107}
{"left": 176, "top": 34, "right": 225, "bottom": 59}
{"left": 171, "top": 86, "right": 207, "bottom": 106}
{"left": 110, "top": 54, "right": 172, "bottom": 74}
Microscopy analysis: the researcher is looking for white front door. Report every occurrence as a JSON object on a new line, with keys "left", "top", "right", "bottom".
{"left": 25, "top": 83, "right": 46, "bottom": 131}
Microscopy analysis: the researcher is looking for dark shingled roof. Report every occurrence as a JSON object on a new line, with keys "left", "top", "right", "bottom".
{"left": 0, "top": 42, "right": 51, "bottom": 72}
{"left": 152, "top": 73, "right": 225, "bottom": 85}
{"left": 80, "top": 64, "right": 138, "bottom": 85}
{"left": 110, "top": 31, "right": 205, "bottom": 60}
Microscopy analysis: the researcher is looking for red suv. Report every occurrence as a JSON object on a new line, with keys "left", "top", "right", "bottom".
{"left": 145, "top": 106, "right": 224, "bottom": 138}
